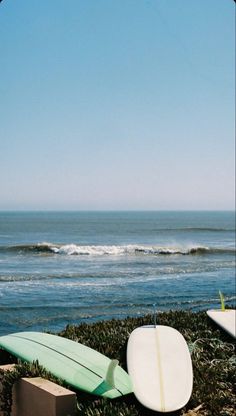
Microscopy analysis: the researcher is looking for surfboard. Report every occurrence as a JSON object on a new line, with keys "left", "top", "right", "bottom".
{"left": 0, "top": 331, "right": 132, "bottom": 398}
{"left": 127, "top": 325, "right": 193, "bottom": 413}
{"left": 207, "top": 309, "right": 236, "bottom": 338}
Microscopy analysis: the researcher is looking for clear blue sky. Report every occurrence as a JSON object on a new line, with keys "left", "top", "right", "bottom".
{"left": 0, "top": 0, "right": 235, "bottom": 210}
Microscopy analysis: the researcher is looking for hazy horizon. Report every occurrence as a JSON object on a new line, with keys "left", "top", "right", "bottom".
{"left": 0, "top": 208, "right": 234, "bottom": 213}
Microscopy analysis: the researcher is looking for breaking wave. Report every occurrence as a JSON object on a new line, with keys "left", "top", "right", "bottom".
{"left": 0, "top": 243, "right": 235, "bottom": 256}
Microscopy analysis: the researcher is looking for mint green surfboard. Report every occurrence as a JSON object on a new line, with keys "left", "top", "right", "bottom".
{"left": 0, "top": 332, "right": 132, "bottom": 398}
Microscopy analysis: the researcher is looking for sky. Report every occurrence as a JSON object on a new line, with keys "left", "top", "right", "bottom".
{"left": 0, "top": 0, "right": 235, "bottom": 211}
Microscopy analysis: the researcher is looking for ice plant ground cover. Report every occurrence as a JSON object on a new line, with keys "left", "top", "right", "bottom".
{"left": 0, "top": 310, "right": 235, "bottom": 416}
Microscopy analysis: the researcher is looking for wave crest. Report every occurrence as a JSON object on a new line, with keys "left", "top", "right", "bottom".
{"left": 1, "top": 242, "right": 235, "bottom": 257}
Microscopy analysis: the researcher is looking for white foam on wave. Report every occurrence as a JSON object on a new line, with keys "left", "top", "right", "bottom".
{"left": 51, "top": 244, "right": 132, "bottom": 256}
{"left": 49, "top": 243, "right": 210, "bottom": 256}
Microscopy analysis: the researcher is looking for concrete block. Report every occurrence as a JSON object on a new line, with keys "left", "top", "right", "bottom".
{"left": 0, "top": 370, "right": 77, "bottom": 416}
{"left": 12, "top": 377, "right": 76, "bottom": 416}
{"left": 0, "top": 364, "right": 16, "bottom": 372}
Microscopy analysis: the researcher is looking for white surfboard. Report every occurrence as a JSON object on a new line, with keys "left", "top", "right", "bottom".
{"left": 127, "top": 325, "right": 193, "bottom": 413}
{"left": 207, "top": 309, "right": 236, "bottom": 338}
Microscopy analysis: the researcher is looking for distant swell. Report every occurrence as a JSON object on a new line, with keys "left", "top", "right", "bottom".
{"left": 0, "top": 243, "right": 235, "bottom": 257}
{"left": 161, "top": 227, "right": 235, "bottom": 232}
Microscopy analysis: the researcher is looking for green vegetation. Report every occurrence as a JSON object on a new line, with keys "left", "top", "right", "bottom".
{"left": 0, "top": 311, "right": 235, "bottom": 416}
{"left": 219, "top": 291, "right": 225, "bottom": 311}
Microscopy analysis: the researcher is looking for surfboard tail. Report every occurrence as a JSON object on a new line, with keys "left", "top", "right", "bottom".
{"left": 92, "top": 359, "right": 119, "bottom": 396}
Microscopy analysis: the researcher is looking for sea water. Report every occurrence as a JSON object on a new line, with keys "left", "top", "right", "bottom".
{"left": 0, "top": 211, "right": 235, "bottom": 335}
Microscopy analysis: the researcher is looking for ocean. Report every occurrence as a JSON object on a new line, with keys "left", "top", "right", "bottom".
{"left": 0, "top": 211, "right": 235, "bottom": 336}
